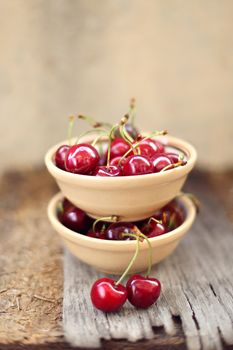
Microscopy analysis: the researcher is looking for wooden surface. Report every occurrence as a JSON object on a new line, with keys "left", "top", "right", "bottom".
{"left": 0, "top": 168, "right": 233, "bottom": 350}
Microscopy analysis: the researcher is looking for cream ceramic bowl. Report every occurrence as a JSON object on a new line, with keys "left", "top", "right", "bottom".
{"left": 47, "top": 192, "right": 196, "bottom": 275}
{"left": 45, "top": 135, "right": 197, "bottom": 222}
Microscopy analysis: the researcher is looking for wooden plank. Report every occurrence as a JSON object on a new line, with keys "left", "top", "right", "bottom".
{"left": 63, "top": 172, "right": 233, "bottom": 350}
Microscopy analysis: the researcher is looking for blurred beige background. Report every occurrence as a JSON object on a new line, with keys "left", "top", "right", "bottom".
{"left": 0, "top": 0, "right": 233, "bottom": 173}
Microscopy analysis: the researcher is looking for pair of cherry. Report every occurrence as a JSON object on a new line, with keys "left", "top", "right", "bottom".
{"left": 91, "top": 229, "right": 161, "bottom": 312}
{"left": 91, "top": 274, "right": 161, "bottom": 312}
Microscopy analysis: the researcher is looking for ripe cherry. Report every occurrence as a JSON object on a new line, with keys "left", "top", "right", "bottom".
{"left": 109, "top": 156, "right": 127, "bottom": 167}
{"left": 90, "top": 278, "right": 127, "bottom": 312}
{"left": 165, "top": 152, "right": 180, "bottom": 164}
{"left": 55, "top": 145, "right": 70, "bottom": 170}
{"left": 122, "top": 155, "right": 154, "bottom": 176}
{"left": 126, "top": 274, "right": 161, "bottom": 308}
{"left": 65, "top": 143, "right": 100, "bottom": 174}
{"left": 59, "top": 205, "right": 88, "bottom": 233}
{"left": 87, "top": 229, "right": 106, "bottom": 239}
{"left": 93, "top": 165, "right": 122, "bottom": 177}
{"left": 141, "top": 221, "right": 167, "bottom": 238}
{"left": 110, "top": 138, "right": 132, "bottom": 159}
{"left": 106, "top": 222, "right": 138, "bottom": 240}
{"left": 136, "top": 138, "right": 164, "bottom": 158}
{"left": 151, "top": 154, "right": 172, "bottom": 172}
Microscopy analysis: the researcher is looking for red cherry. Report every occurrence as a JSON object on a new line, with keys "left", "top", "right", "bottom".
{"left": 55, "top": 145, "right": 70, "bottom": 170}
{"left": 151, "top": 154, "right": 172, "bottom": 172}
{"left": 165, "top": 152, "right": 179, "bottom": 164}
{"left": 91, "top": 278, "right": 127, "bottom": 312}
{"left": 126, "top": 274, "right": 161, "bottom": 308}
{"left": 65, "top": 143, "right": 100, "bottom": 174}
{"left": 87, "top": 229, "right": 106, "bottom": 239}
{"left": 122, "top": 155, "right": 154, "bottom": 176}
{"left": 106, "top": 222, "right": 138, "bottom": 240}
{"left": 93, "top": 165, "right": 122, "bottom": 177}
{"left": 141, "top": 221, "right": 167, "bottom": 238}
{"left": 59, "top": 205, "right": 88, "bottom": 233}
{"left": 110, "top": 138, "right": 132, "bottom": 159}
{"left": 62, "top": 198, "right": 75, "bottom": 211}
{"left": 110, "top": 156, "right": 127, "bottom": 167}
{"left": 136, "top": 138, "right": 164, "bottom": 158}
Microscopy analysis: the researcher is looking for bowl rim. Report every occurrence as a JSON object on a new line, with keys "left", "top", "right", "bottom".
{"left": 44, "top": 135, "right": 197, "bottom": 186}
{"left": 47, "top": 192, "right": 197, "bottom": 251}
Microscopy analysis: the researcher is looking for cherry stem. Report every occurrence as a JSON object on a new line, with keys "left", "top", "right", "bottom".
{"left": 107, "top": 124, "right": 119, "bottom": 167}
{"left": 106, "top": 115, "right": 130, "bottom": 166}
{"left": 115, "top": 233, "right": 140, "bottom": 286}
{"left": 92, "top": 216, "right": 118, "bottom": 232}
{"left": 160, "top": 160, "right": 184, "bottom": 172}
{"left": 78, "top": 115, "right": 112, "bottom": 129}
{"left": 75, "top": 128, "right": 108, "bottom": 145}
{"left": 118, "top": 130, "right": 167, "bottom": 165}
{"left": 129, "top": 98, "right": 136, "bottom": 125}
{"left": 138, "top": 231, "right": 152, "bottom": 278}
{"left": 68, "top": 116, "right": 76, "bottom": 146}
{"left": 92, "top": 133, "right": 108, "bottom": 147}
{"left": 148, "top": 217, "right": 162, "bottom": 225}
{"left": 119, "top": 124, "right": 136, "bottom": 155}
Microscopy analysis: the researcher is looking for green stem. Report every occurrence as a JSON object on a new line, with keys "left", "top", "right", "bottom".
{"left": 68, "top": 116, "right": 76, "bottom": 146}
{"left": 148, "top": 217, "right": 162, "bottom": 225}
{"left": 75, "top": 128, "right": 108, "bottom": 145}
{"left": 115, "top": 234, "right": 140, "bottom": 285}
{"left": 129, "top": 98, "right": 136, "bottom": 125}
{"left": 92, "top": 133, "right": 108, "bottom": 147}
{"left": 138, "top": 232, "right": 153, "bottom": 278}
{"left": 160, "top": 160, "right": 184, "bottom": 172}
{"left": 78, "top": 115, "right": 112, "bottom": 129}
{"left": 119, "top": 125, "right": 136, "bottom": 155}
{"left": 92, "top": 215, "right": 118, "bottom": 232}
{"left": 106, "top": 124, "right": 118, "bottom": 166}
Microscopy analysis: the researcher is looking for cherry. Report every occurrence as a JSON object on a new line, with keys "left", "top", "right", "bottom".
{"left": 93, "top": 165, "right": 122, "bottom": 177}
{"left": 165, "top": 152, "right": 180, "bottom": 164}
{"left": 59, "top": 205, "right": 88, "bottom": 233}
{"left": 122, "top": 155, "right": 154, "bottom": 176}
{"left": 141, "top": 221, "right": 167, "bottom": 238}
{"left": 126, "top": 274, "right": 161, "bottom": 308}
{"left": 106, "top": 222, "right": 138, "bottom": 240}
{"left": 87, "top": 229, "right": 106, "bottom": 239}
{"left": 65, "top": 143, "right": 100, "bottom": 174}
{"left": 109, "top": 156, "right": 127, "bottom": 167}
{"left": 62, "top": 198, "right": 74, "bottom": 211}
{"left": 110, "top": 138, "right": 132, "bottom": 159}
{"left": 151, "top": 154, "right": 172, "bottom": 172}
{"left": 136, "top": 138, "right": 164, "bottom": 158}
{"left": 55, "top": 145, "right": 70, "bottom": 170}
{"left": 90, "top": 278, "right": 127, "bottom": 312}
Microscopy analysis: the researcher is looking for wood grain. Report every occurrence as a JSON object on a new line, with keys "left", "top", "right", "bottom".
{"left": 63, "top": 172, "right": 233, "bottom": 350}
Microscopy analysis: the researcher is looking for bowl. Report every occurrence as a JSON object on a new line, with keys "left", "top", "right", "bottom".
{"left": 47, "top": 192, "right": 196, "bottom": 275}
{"left": 45, "top": 135, "right": 197, "bottom": 221}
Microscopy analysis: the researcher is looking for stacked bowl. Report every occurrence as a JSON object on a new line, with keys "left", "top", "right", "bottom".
{"left": 45, "top": 133, "right": 197, "bottom": 274}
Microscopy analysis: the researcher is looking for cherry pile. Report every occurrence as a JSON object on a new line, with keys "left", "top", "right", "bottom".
{"left": 54, "top": 103, "right": 186, "bottom": 176}
{"left": 58, "top": 197, "right": 184, "bottom": 240}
